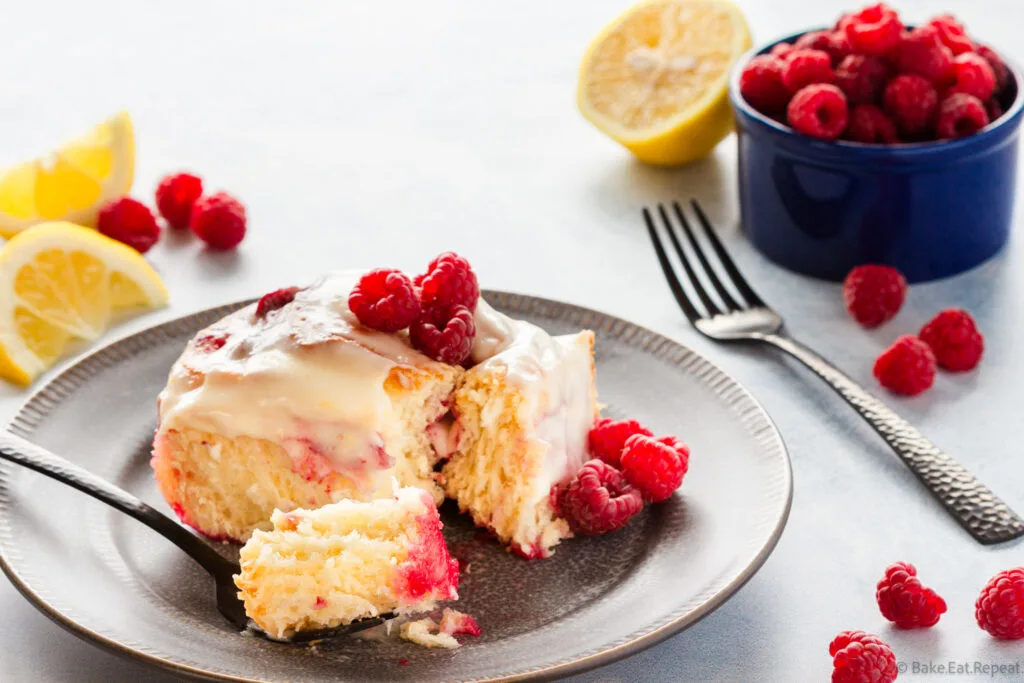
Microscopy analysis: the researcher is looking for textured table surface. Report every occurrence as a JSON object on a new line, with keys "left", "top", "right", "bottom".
{"left": 2, "top": 1, "right": 1024, "bottom": 681}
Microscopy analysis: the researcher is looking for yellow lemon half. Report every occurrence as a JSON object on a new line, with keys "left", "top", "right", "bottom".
{"left": 578, "top": 0, "right": 751, "bottom": 166}
{"left": 0, "top": 111, "right": 135, "bottom": 238}
{"left": 0, "top": 222, "right": 168, "bottom": 385}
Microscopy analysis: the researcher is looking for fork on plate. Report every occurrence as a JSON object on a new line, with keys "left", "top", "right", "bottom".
{"left": 644, "top": 200, "right": 1024, "bottom": 546}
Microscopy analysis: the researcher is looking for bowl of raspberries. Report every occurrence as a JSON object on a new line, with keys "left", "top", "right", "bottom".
{"left": 728, "top": 3, "right": 1022, "bottom": 283}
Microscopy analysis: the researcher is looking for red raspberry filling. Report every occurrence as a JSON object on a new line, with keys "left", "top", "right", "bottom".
{"left": 620, "top": 434, "right": 687, "bottom": 503}
{"left": 842, "top": 264, "right": 907, "bottom": 327}
{"left": 895, "top": 25, "right": 953, "bottom": 84}
{"left": 845, "top": 104, "right": 898, "bottom": 143}
{"left": 194, "top": 331, "right": 229, "bottom": 353}
{"left": 409, "top": 304, "right": 476, "bottom": 365}
{"left": 787, "top": 84, "right": 849, "bottom": 140}
{"left": 829, "top": 630, "right": 899, "bottom": 683}
{"left": 739, "top": 55, "right": 789, "bottom": 114}
{"left": 841, "top": 3, "right": 903, "bottom": 57}
{"left": 873, "top": 335, "right": 936, "bottom": 396}
{"left": 943, "top": 52, "right": 997, "bottom": 101}
{"left": 976, "top": 567, "right": 1024, "bottom": 640}
{"left": 918, "top": 308, "right": 984, "bottom": 371}
{"left": 935, "top": 93, "right": 990, "bottom": 139}
{"left": 348, "top": 268, "right": 421, "bottom": 333}
{"left": 417, "top": 252, "right": 480, "bottom": 313}
{"left": 834, "top": 54, "right": 890, "bottom": 105}
{"left": 781, "top": 49, "right": 834, "bottom": 94}
{"left": 255, "top": 286, "right": 300, "bottom": 319}
{"left": 883, "top": 73, "right": 938, "bottom": 136}
{"left": 155, "top": 172, "right": 203, "bottom": 230}
{"left": 876, "top": 561, "right": 947, "bottom": 628}
{"left": 557, "top": 459, "right": 643, "bottom": 535}
{"left": 190, "top": 191, "right": 247, "bottom": 250}
{"left": 97, "top": 197, "right": 161, "bottom": 254}
{"left": 588, "top": 417, "right": 653, "bottom": 468}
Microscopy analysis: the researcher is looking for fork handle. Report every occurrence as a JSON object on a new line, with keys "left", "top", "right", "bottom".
{"left": 761, "top": 333, "right": 1024, "bottom": 545}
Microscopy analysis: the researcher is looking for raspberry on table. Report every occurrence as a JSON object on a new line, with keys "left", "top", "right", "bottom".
{"left": 348, "top": 268, "right": 421, "bottom": 333}
{"left": 876, "top": 561, "right": 947, "bottom": 628}
{"left": 155, "top": 172, "right": 203, "bottom": 230}
{"left": 927, "top": 14, "right": 975, "bottom": 55}
{"left": 834, "top": 54, "right": 889, "bottom": 106}
{"left": 588, "top": 417, "right": 653, "bottom": 468}
{"left": 829, "top": 630, "right": 899, "bottom": 683}
{"left": 841, "top": 3, "right": 903, "bottom": 57}
{"left": 417, "top": 252, "right": 480, "bottom": 313}
{"left": 557, "top": 459, "right": 643, "bottom": 535}
{"left": 739, "top": 55, "right": 790, "bottom": 114}
{"left": 976, "top": 45, "right": 1011, "bottom": 94}
{"left": 620, "top": 434, "right": 687, "bottom": 503}
{"left": 976, "top": 567, "right": 1024, "bottom": 640}
{"left": 781, "top": 49, "right": 834, "bottom": 94}
{"left": 190, "top": 191, "right": 247, "bottom": 250}
{"left": 944, "top": 52, "right": 997, "bottom": 102}
{"left": 883, "top": 73, "right": 938, "bottom": 137}
{"left": 787, "top": 84, "right": 849, "bottom": 140}
{"left": 919, "top": 308, "right": 984, "bottom": 371}
{"left": 873, "top": 335, "right": 936, "bottom": 396}
{"left": 255, "top": 286, "right": 300, "bottom": 319}
{"left": 770, "top": 42, "right": 795, "bottom": 60}
{"left": 794, "top": 30, "right": 851, "bottom": 67}
{"left": 843, "top": 264, "right": 907, "bottom": 327}
{"left": 935, "top": 93, "right": 990, "bottom": 139}
{"left": 895, "top": 25, "right": 954, "bottom": 84}
{"left": 845, "top": 104, "right": 898, "bottom": 143}
{"left": 409, "top": 304, "right": 476, "bottom": 365}
{"left": 97, "top": 197, "right": 161, "bottom": 254}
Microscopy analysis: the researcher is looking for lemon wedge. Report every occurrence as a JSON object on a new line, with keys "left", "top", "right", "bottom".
{"left": 578, "top": 0, "right": 751, "bottom": 166}
{"left": 0, "top": 222, "right": 168, "bottom": 385}
{"left": 0, "top": 111, "right": 135, "bottom": 238}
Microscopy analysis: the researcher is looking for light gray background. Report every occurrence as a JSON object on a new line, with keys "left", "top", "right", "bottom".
{"left": 2, "top": 1, "right": 1023, "bottom": 681}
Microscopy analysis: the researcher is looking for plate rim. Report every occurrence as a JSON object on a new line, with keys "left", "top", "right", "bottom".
{"left": 0, "top": 291, "right": 793, "bottom": 682}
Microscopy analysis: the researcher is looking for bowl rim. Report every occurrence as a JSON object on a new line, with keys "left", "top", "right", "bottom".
{"left": 728, "top": 28, "right": 1024, "bottom": 159}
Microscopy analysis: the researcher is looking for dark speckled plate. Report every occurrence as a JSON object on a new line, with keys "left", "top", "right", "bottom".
{"left": 0, "top": 292, "right": 791, "bottom": 682}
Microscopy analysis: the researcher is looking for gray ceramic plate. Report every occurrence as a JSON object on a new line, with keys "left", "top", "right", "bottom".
{"left": 0, "top": 292, "right": 791, "bottom": 682}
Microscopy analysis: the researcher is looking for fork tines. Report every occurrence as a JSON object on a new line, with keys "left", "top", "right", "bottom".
{"left": 643, "top": 200, "right": 764, "bottom": 322}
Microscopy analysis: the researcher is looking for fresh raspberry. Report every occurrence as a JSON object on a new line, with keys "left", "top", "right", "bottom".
{"left": 876, "top": 561, "right": 947, "bottom": 628}
{"left": 194, "top": 331, "right": 229, "bottom": 353}
{"left": 409, "top": 304, "right": 475, "bottom": 365}
{"left": 557, "top": 460, "right": 643, "bottom": 535}
{"left": 255, "top": 286, "right": 299, "bottom": 319}
{"left": 935, "top": 93, "right": 989, "bottom": 139}
{"left": 976, "top": 45, "right": 1011, "bottom": 94}
{"left": 620, "top": 434, "right": 687, "bottom": 503}
{"left": 787, "top": 84, "right": 849, "bottom": 140}
{"left": 834, "top": 55, "right": 890, "bottom": 106}
{"left": 190, "top": 191, "right": 246, "bottom": 250}
{"left": 416, "top": 252, "right": 479, "bottom": 313}
{"left": 781, "top": 49, "right": 834, "bottom": 94}
{"left": 843, "top": 265, "right": 907, "bottom": 327}
{"left": 770, "top": 42, "right": 795, "bottom": 59}
{"left": 829, "top": 631, "right": 898, "bottom": 683}
{"left": 943, "top": 52, "right": 997, "bottom": 102}
{"left": 883, "top": 74, "right": 938, "bottom": 136}
{"left": 97, "top": 197, "right": 161, "bottom": 254}
{"left": 976, "top": 567, "right": 1024, "bottom": 640}
{"left": 154, "top": 172, "right": 203, "bottom": 230}
{"left": 656, "top": 434, "right": 691, "bottom": 467}
{"left": 588, "top": 418, "right": 653, "bottom": 467}
{"left": 739, "top": 55, "right": 789, "bottom": 114}
{"left": 841, "top": 4, "right": 903, "bottom": 57}
{"left": 873, "top": 335, "right": 936, "bottom": 396}
{"left": 927, "top": 14, "right": 974, "bottom": 55}
{"left": 348, "top": 268, "right": 421, "bottom": 333}
{"left": 919, "top": 308, "right": 984, "bottom": 372}
{"left": 794, "top": 30, "right": 851, "bottom": 67}
{"left": 895, "top": 25, "right": 954, "bottom": 84}
{"left": 845, "top": 104, "right": 898, "bottom": 143}
{"left": 986, "top": 97, "right": 1004, "bottom": 122}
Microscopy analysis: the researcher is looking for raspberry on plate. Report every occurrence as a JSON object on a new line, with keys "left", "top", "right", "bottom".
{"left": 557, "top": 459, "right": 643, "bottom": 535}
{"left": 873, "top": 335, "right": 936, "bottom": 396}
{"left": 409, "top": 304, "right": 476, "bottom": 365}
{"left": 883, "top": 73, "right": 938, "bottom": 137}
{"left": 620, "top": 434, "right": 687, "bottom": 503}
{"left": 794, "top": 30, "right": 851, "bottom": 67}
{"left": 787, "top": 84, "right": 849, "bottom": 140}
{"left": 935, "top": 93, "right": 989, "bottom": 139}
{"left": 842, "top": 264, "right": 907, "bottom": 327}
{"left": 944, "top": 52, "right": 997, "bottom": 102}
{"left": 841, "top": 3, "right": 903, "bottom": 57}
{"left": 740, "top": 55, "right": 789, "bottom": 114}
{"left": 588, "top": 417, "right": 652, "bottom": 468}
{"left": 834, "top": 54, "right": 889, "bottom": 106}
{"left": 190, "top": 191, "right": 247, "bottom": 250}
{"left": 895, "top": 25, "right": 954, "bottom": 85}
{"left": 348, "top": 268, "right": 421, "bottom": 333}
{"left": 876, "top": 561, "right": 947, "bottom": 628}
{"left": 927, "top": 14, "right": 974, "bottom": 55}
{"left": 255, "top": 286, "right": 300, "bottom": 319}
{"left": 155, "top": 172, "right": 203, "bottom": 230}
{"left": 781, "top": 49, "right": 834, "bottom": 94}
{"left": 919, "top": 308, "right": 984, "bottom": 371}
{"left": 829, "top": 630, "right": 898, "bottom": 683}
{"left": 417, "top": 252, "right": 480, "bottom": 313}
{"left": 976, "top": 45, "right": 1011, "bottom": 94}
{"left": 976, "top": 567, "right": 1024, "bottom": 640}
{"left": 97, "top": 197, "right": 161, "bottom": 254}
{"left": 845, "top": 104, "right": 898, "bottom": 143}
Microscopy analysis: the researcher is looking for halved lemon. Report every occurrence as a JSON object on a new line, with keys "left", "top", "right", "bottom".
{"left": 0, "top": 111, "right": 135, "bottom": 238}
{"left": 0, "top": 222, "right": 168, "bottom": 385}
{"left": 578, "top": 0, "right": 751, "bottom": 166}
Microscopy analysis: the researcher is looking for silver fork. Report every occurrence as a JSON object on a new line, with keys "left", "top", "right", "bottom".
{"left": 645, "top": 200, "right": 1024, "bottom": 546}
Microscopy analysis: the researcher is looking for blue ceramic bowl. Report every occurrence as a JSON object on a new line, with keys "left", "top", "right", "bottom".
{"left": 729, "top": 31, "right": 1024, "bottom": 283}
